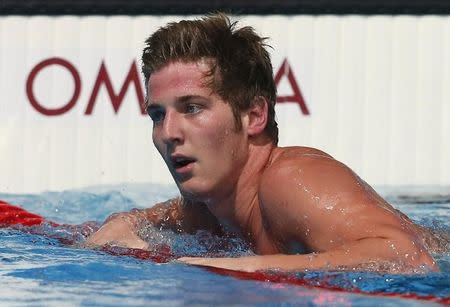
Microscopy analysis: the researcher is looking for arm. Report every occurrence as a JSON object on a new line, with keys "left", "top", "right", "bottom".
{"left": 83, "top": 198, "right": 183, "bottom": 250}
{"left": 83, "top": 210, "right": 150, "bottom": 250}
{"left": 181, "top": 154, "right": 438, "bottom": 272}
{"left": 179, "top": 236, "right": 434, "bottom": 273}
{"left": 84, "top": 197, "right": 221, "bottom": 250}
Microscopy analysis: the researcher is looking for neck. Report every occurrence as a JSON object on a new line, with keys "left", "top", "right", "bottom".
{"left": 206, "top": 140, "right": 276, "bottom": 237}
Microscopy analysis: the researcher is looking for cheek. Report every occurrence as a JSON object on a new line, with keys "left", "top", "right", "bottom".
{"left": 200, "top": 120, "right": 234, "bottom": 150}
{"left": 205, "top": 128, "right": 245, "bottom": 163}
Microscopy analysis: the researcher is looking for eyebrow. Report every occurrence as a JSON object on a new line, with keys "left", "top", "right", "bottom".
{"left": 148, "top": 95, "right": 207, "bottom": 106}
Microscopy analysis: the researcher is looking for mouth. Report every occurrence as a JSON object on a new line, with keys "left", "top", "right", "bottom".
{"left": 171, "top": 155, "right": 196, "bottom": 171}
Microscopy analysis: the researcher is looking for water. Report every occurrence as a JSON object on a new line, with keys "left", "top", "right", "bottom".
{"left": 0, "top": 184, "right": 449, "bottom": 306}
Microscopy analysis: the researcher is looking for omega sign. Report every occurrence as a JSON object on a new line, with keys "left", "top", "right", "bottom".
{"left": 26, "top": 57, "right": 310, "bottom": 116}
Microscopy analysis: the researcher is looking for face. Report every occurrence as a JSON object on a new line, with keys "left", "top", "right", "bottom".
{"left": 147, "top": 60, "right": 249, "bottom": 201}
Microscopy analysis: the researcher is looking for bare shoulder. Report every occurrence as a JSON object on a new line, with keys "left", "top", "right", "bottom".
{"left": 258, "top": 147, "right": 344, "bottom": 229}
{"left": 259, "top": 146, "right": 385, "bottom": 215}
{"left": 257, "top": 146, "right": 400, "bottom": 249}
{"left": 260, "top": 146, "right": 350, "bottom": 195}
{"left": 265, "top": 146, "right": 333, "bottom": 164}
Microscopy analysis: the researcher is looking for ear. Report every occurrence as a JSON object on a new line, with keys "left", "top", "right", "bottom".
{"left": 246, "top": 96, "right": 269, "bottom": 137}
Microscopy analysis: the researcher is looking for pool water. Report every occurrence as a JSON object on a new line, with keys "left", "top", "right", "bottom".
{"left": 0, "top": 184, "right": 449, "bottom": 306}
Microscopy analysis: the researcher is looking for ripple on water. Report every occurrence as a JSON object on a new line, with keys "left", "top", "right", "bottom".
{"left": 0, "top": 184, "right": 449, "bottom": 305}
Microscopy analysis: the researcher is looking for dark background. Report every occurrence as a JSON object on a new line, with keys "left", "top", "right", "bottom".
{"left": 1, "top": 0, "right": 450, "bottom": 15}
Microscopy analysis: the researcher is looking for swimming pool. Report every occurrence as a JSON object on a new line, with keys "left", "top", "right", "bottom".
{"left": 0, "top": 184, "right": 449, "bottom": 306}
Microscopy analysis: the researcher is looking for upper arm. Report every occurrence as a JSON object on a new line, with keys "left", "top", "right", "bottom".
{"left": 259, "top": 154, "right": 412, "bottom": 252}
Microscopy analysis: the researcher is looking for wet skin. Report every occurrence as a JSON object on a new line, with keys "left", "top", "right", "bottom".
{"left": 147, "top": 59, "right": 249, "bottom": 202}
{"left": 85, "top": 60, "right": 439, "bottom": 273}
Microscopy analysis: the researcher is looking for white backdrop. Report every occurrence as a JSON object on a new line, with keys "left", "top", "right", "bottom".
{"left": 0, "top": 15, "right": 449, "bottom": 193}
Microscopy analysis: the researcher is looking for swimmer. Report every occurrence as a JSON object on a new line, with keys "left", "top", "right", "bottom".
{"left": 85, "top": 13, "right": 440, "bottom": 273}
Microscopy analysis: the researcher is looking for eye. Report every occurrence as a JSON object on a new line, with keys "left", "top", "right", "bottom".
{"left": 185, "top": 104, "right": 202, "bottom": 114}
{"left": 147, "top": 105, "right": 165, "bottom": 123}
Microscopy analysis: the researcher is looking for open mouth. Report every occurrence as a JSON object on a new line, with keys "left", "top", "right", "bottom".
{"left": 172, "top": 156, "right": 196, "bottom": 170}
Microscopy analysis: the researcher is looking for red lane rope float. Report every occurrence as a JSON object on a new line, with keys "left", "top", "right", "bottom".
{"left": 0, "top": 200, "right": 174, "bottom": 261}
{"left": 206, "top": 267, "right": 450, "bottom": 305}
{"left": 1, "top": 199, "right": 449, "bottom": 305}
{"left": 0, "top": 200, "right": 46, "bottom": 226}
{"left": 98, "top": 245, "right": 175, "bottom": 263}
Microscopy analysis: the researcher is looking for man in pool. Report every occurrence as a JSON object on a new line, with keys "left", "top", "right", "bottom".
{"left": 85, "top": 14, "right": 439, "bottom": 273}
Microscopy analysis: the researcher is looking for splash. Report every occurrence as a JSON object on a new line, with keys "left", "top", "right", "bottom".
{"left": 137, "top": 225, "right": 253, "bottom": 258}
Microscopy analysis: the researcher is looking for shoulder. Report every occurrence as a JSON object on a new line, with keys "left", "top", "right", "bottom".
{"left": 264, "top": 146, "right": 334, "bottom": 171}
{"left": 260, "top": 146, "right": 344, "bottom": 193}
{"left": 257, "top": 147, "right": 384, "bottom": 248}
{"left": 258, "top": 146, "right": 365, "bottom": 226}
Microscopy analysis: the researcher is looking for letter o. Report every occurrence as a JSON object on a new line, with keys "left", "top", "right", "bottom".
{"left": 26, "top": 57, "right": 81, "bottom": 116}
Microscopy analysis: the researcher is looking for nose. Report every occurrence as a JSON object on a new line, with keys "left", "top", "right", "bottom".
{"left": 160, "top": 109, "right": 183, "bottom": 145}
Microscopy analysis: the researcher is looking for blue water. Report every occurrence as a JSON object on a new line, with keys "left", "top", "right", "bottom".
{"left": 0, "top": 184, "right": 449, "bottom": 306}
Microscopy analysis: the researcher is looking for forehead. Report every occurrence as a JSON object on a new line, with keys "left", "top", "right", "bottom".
{"left": 148, "top": 61, "right": 213, "bottom": 103}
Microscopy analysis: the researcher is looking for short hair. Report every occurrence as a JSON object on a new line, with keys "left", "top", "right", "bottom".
{"left": 142, "top": 13, "right": 278, "bottom": 144}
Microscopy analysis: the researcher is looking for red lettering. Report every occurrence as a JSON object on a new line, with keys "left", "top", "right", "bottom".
{"left": 85, "top": 61, "right": 145, "bottom": 115}
{"left": 26, "top": 57, "right": 81, "bottom": 116}
{"left": 274, "top": 58, "right": 310, "bottom": 115}
{"left": 27, "top": 57, "right": 308, "bottom": 117}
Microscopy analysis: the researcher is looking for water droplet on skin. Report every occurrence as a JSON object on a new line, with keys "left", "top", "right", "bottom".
{"left": 389, "top": 243, "right": 401, "bottom": 255}
{"left": 307, "top": 253, "right": 317, "bottom": 262}
{"left": 324, "top": 204, "right": 334, "bottom": 210}
{"left": 339, "top": 208, "right": 347, "bottom": 214}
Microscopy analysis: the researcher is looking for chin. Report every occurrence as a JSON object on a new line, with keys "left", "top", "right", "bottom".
{"left": 176, "top": 179, "right": 216, "bottom": 203}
